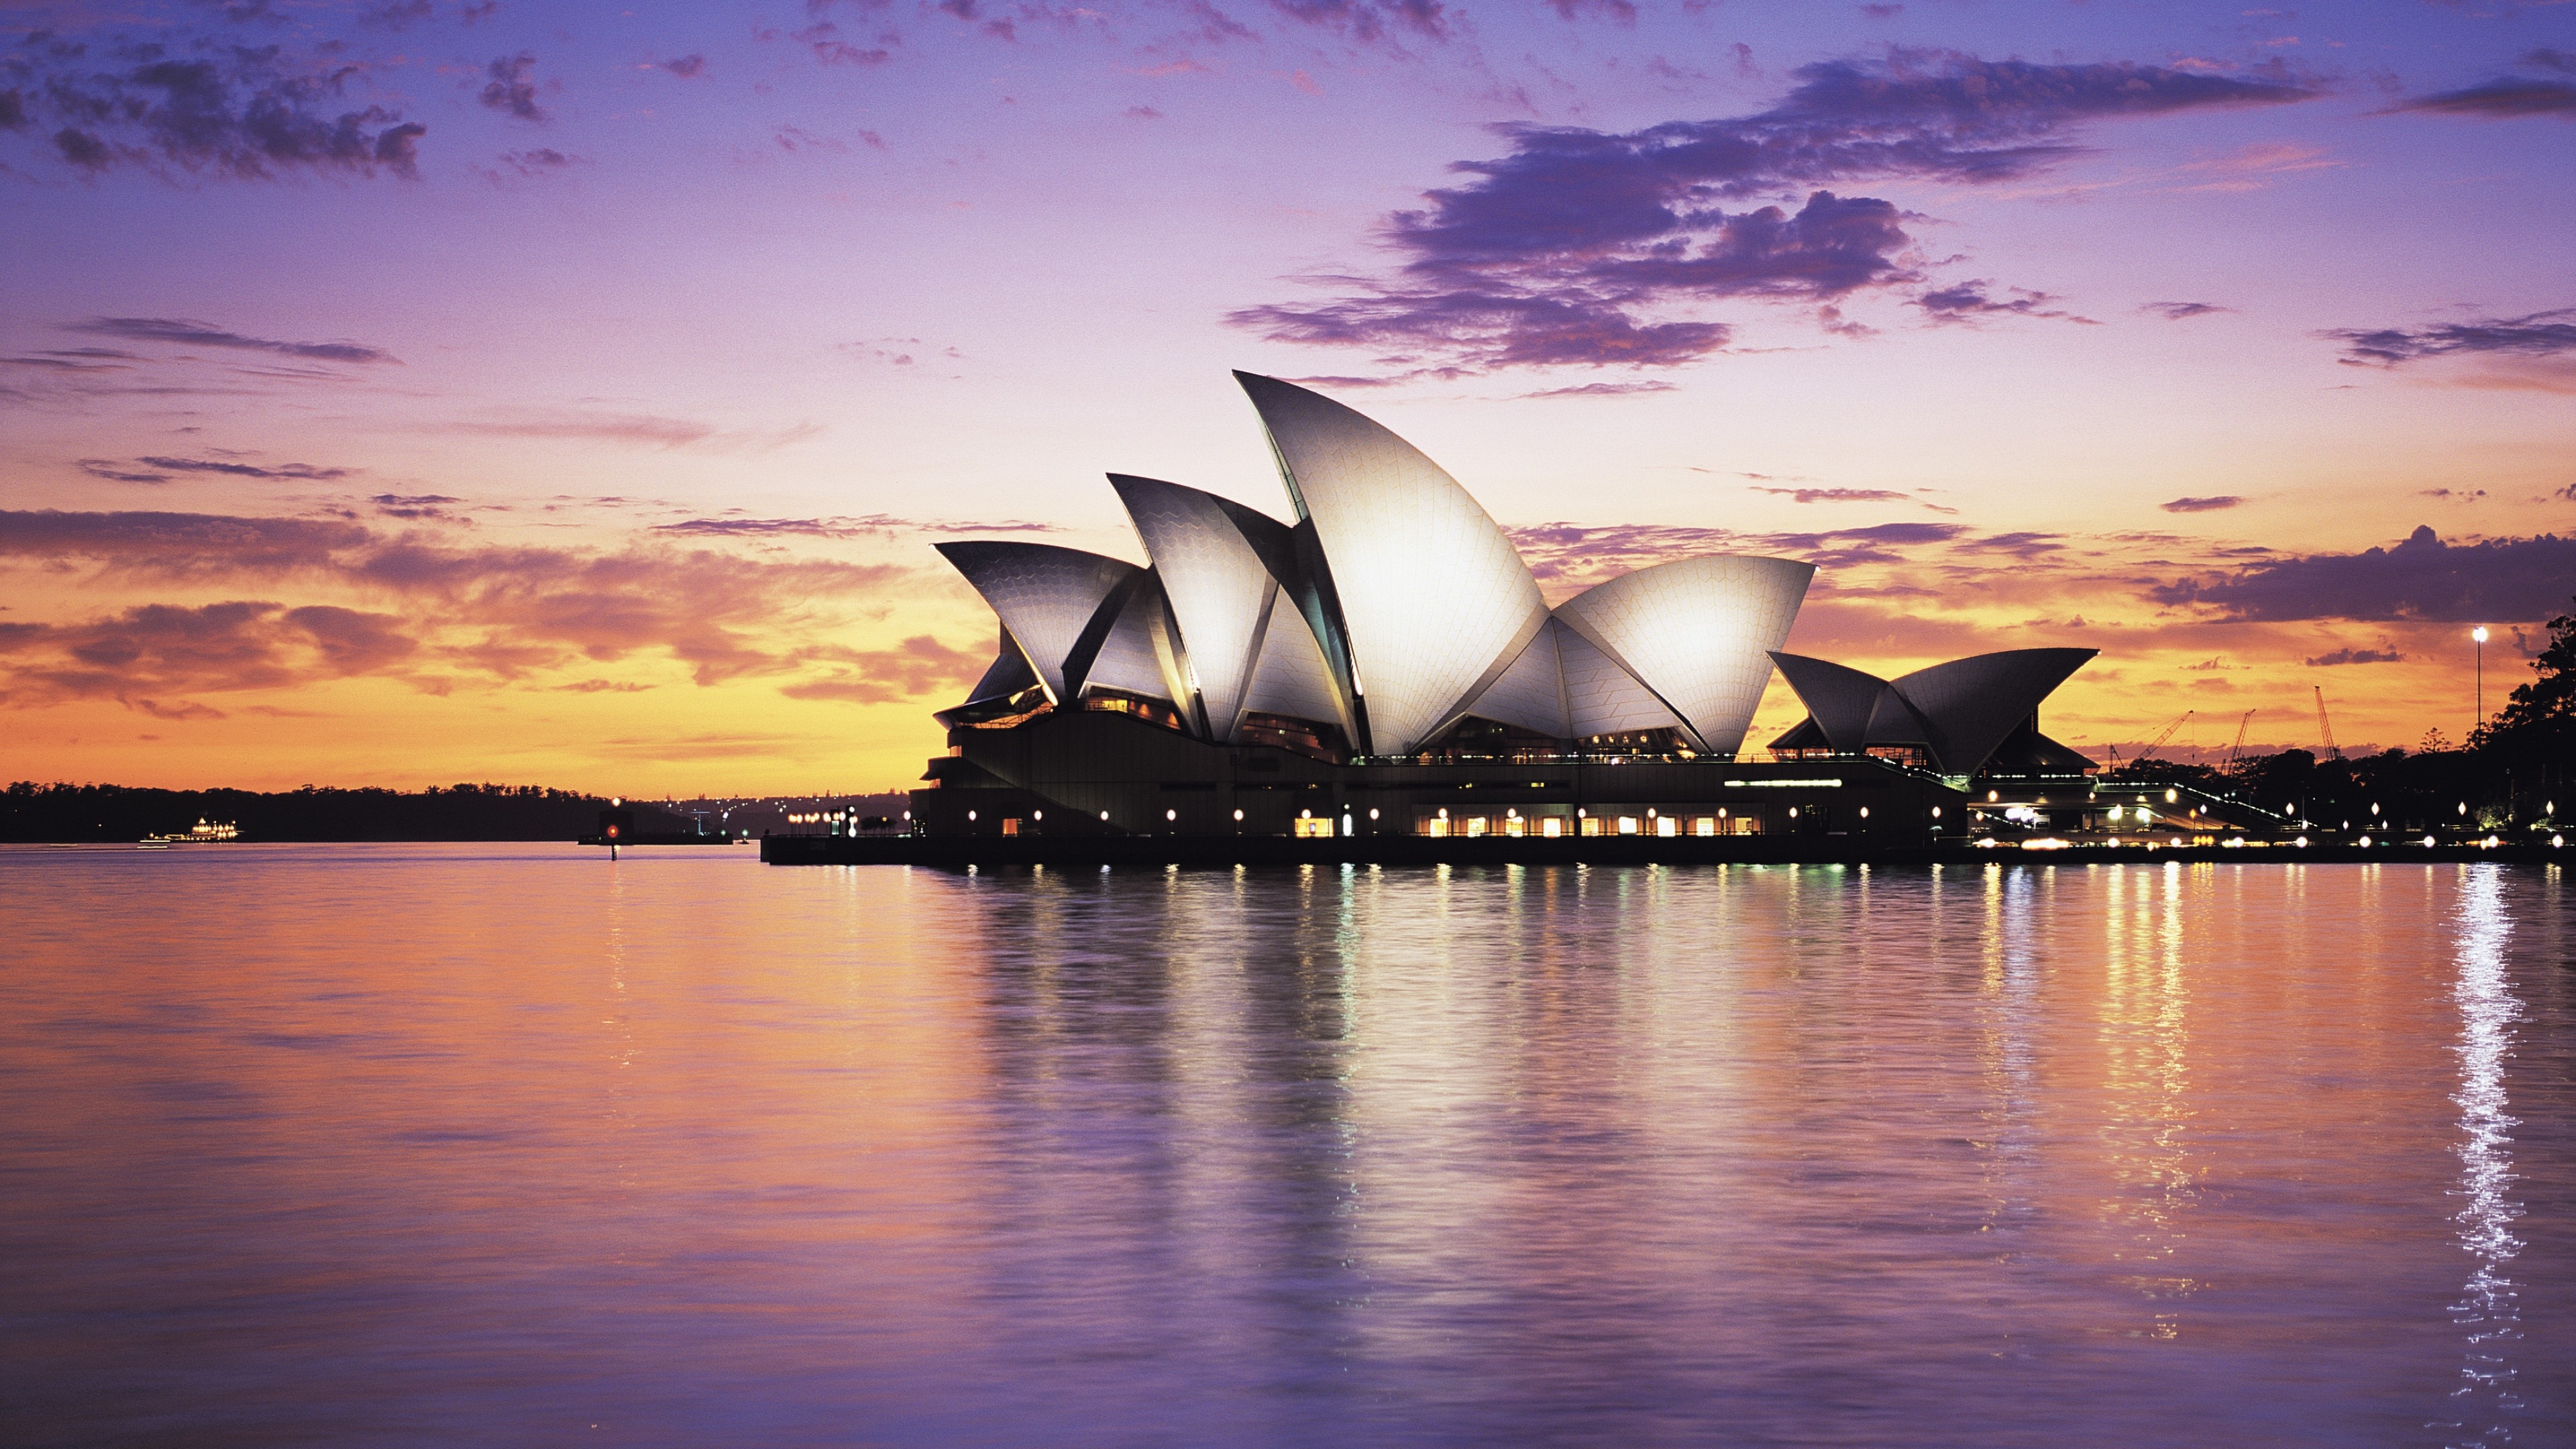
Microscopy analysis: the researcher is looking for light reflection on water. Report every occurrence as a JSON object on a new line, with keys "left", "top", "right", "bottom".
{"left": 0, "top": 846, "right": 2570, "bottom": 1447}
{"left": 2443, "top": 865, "right": 2526, "bottom": 1447}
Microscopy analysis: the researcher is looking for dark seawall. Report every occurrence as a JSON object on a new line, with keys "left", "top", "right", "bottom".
{"left": 761, "top": 834, "right": 2566, "bottom": 869}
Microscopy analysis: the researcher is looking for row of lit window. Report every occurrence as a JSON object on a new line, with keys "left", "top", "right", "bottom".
{"left": 1417, "top": 807, "right": 1764, "bottom": 839}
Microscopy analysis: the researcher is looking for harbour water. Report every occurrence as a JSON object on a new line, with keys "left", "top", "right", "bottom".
{"left": 3, "top": 845, "right": 2569, "bottom": 1446}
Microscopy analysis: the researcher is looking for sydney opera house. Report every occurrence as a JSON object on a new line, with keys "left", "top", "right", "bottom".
{"left": 913, "top": 372, "right": 2094, "bottom": 842}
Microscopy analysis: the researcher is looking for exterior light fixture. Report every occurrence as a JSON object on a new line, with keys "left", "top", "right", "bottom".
{"left": 2371, "top": 802, "right": 2381, "bottom": 816}
{"left": 1988, "top": 790, "right": 1998, "bottom": 802}
{"left": 2459, "top": 802, "right": 2468, "bottom": 816}
{"left": 2165, "top": 789, "right": 2178, "bottom": 804}
{"left": 967, "top": 810, "right": 977, "bottom": 822}
{"left": 2555, "top": 835, "right": 2565, "bottom": 848}
{"left": 1859, "top": 806, "right": 1870, "bottom": 819}
{"left": 1233, "top": 808, "right": 1244, "bottom": 822}
{"left": 1033, "top": 810, "right": 1043, "bottom": 821}
{"left": 2359, "top": 835, "right": 2372, "bottom": 848}
{"left": 1929, "top": 806, "right": 1941, "bottom": 819}
{"left": 1369, "top": 808, "right": 1380, "bottom": 820}
{"left": 2296, "top": 836, "right": 2308, "bottom": 848}
{"left": 1166, "top": 808, "right": 1177, "bottom": 822}
{"left": 1646, "top": 808, "right": 1656, "bottom": 819}
{"left": 1100, "top": 810, "right": 1110, "bottom": 820}
{"left": 1301, "top": 808, "right": 1313, "bottom": 819}
{"left": 1436, "top": 808, "right": 1448, "bottom": 820}
{"left": 1788, "top": 807, "right": 1799, "bottom": 819}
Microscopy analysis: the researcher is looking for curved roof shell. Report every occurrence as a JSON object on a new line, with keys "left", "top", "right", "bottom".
{"left": 1108, "top": 474, "right": 1292, "bottom": 740}
{"left": 1770, "top": 647, "right": 2096, "bottom": 774}
{"left": 1892, "top": 649, "right": 2096, "bottom": 775}
{"left": 1767, "top": 653, "right": 1887, "bottom": 753}
{"left": 1554, "top": 554, "right": 1813, "bottom": 755}
{"left": 932, "top": 541, "right": 1140, "bottom": 704}
{"left": 1234, "top": 371, "right": 1548, "bottom": 755}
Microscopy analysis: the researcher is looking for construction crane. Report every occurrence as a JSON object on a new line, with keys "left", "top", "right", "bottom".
{"left": 2134, "top": 708, "right": 2194, "bottom": 765}
{"left": 2226, "top": 709, "right": 2256, "bottom": 768}
{"left": 2313, "top": 686, "right": 2341, "bottom": 759}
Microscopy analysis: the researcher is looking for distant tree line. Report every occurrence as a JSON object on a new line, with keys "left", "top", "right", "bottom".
{"left": 2104, "top": 599, "right": 2575, "bottom": 837}
{"left": 0, "top": 782, "right": 693, "bottom": 843}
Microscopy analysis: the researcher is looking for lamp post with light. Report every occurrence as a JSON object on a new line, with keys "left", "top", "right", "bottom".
{"left": 2473, "top": 625, "right": 2489, "bottom": 735}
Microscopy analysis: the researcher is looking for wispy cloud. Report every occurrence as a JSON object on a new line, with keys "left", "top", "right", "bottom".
{"left": 69, "top": 317, "right": 398, "bottom": 366}
{"left": 2324, "top": 309, "right": 2576, "bottom": 366}
{"left": 778, "top": 635, "right": 989, "bottom": 703}
{"left": 1912, "top": 280, "right": 2096, "bottom": 326}
{"left": 0, "top": 508, "right": 922, "bottom": 700}
{"left": 2305, "top": 646, "right": 2404, "bottom": 666}
{"left": 2387, "top": 48, "right": 2576, "bottom": 119}
{"left": 2161, "top": 495, "right": 2243, "bottom": 513}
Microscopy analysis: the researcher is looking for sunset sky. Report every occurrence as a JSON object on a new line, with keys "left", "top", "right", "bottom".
{"left": 5, "top": 0, "right": 2572, "bottom": 795}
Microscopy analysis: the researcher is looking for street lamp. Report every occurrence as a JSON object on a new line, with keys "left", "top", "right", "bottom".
{"left": 2473, "top": 625, "right": 2489, "bottom": 731}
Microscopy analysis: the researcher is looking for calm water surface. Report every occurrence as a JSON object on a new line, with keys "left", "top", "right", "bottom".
{"left": 3, "top": 846, "right": 2571, "bottom": 1447}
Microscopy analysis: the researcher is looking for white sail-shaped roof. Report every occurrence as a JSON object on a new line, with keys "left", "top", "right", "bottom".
{"left": 932, "top": 541, "right": 1138, "bottom": 704}
{"left": 1238, "top": 588, "right": 1348, "bottom": 737}
{"left": 1768, "top": 647, "right": 2096, "bottom": 774}
{"left": 1235, "top": 372, "right": 1548, "bottom": 756}
{"left": 1558, "top": 619, "right": 1684, "bottom": 738}
{"left": 1554, "top": 554, "right": 1813, "bottom": 756}
{"left": 1108, "top": 474, "right": 1287, "bottom": 739}
{"left": 1892, "top": 649, "right": 2095, "bottom": 774}
{"left": 1077, "top": 574, "right": 1173, "bottom": 702}
{"left": 1459, "top": 621, "right": 1570, "bottom": 738}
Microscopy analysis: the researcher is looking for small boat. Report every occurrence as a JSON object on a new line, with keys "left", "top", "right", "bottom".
{"left": 141, "top": 818, "right": 241, "bottom": 847}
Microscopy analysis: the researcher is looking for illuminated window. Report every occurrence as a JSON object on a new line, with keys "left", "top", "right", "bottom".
{"left": 1540, "top": 817, "right": 1564, "bottom": 838}
{"left": 1503, "top": 816, "right": 1527, "bottom": 837}
{"left": 1693, "top": 816, "right": 1717, "bottom": 837}
{"left": 1462, "top": 816, "right": 1489, "bottom": 837}
{"left": 1580, "top": 816, "right": 1603, "bottom": 837}
{"left": 1656, "top": 815, "right": 1678, "bottom": 837}
{"left": 1293, "top": 816, "right": 1336, "bottom": 838}
{"left": 1002, "top": 818, "right": 1022, "bottom": 836}
{"left": 1618, "top": 816, "right": 1640, "bottom": 835}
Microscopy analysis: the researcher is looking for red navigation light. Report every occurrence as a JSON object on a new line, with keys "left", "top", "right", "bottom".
{"left": 605, "top": 824, "right": 621, "bottom": 839}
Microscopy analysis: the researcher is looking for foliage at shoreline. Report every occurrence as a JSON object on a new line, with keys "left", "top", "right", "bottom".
{"left": 2105, "top": 600, "right": 2575, "bottom": 833}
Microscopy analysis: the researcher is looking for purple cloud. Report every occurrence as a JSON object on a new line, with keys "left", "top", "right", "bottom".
{"left": 2143, "top": 301, "right": 2231, "bottom": 320}
{"left": 2392, "top": 51, "right": 2576, "bottom": 119}
{"left": 13, "top": 48, "right": 426, "bottom": 180}
{"left": 2305, "top": 647, "right": 2404, "bottom": 666}
{"left": 1758, "top": 486, "right": 1914, "bottom": 504}
{"left": 127, "top": 456, "right": 354, "bottom": 481}
{"left": 480, "top": 54, "right": 547, "bottom": 122}
{"left": 1268, "top": 0, "right": 1450, "bottom": 44}
{"left": 1913, "top": 280, "right": 2095, "bottom": 325}
{"left": 1232, "top": 49, "right": 2306, "bottom": 372}
{"left": 2153, "top": 526, "right": 2576, "bottom": 623}
{"left": 2325, "top": 309, "right": 2576, "bottom": 366}
{"left": 70, "top": 317, "right": 398, "bottom": 366}
{"left": 2161, "top": 495, "right": 2243, "bottom": 513}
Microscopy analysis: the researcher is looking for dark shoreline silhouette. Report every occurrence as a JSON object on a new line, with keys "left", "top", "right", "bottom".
{"left": 0, "top": 782, "right": 688, "bottom": 843}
